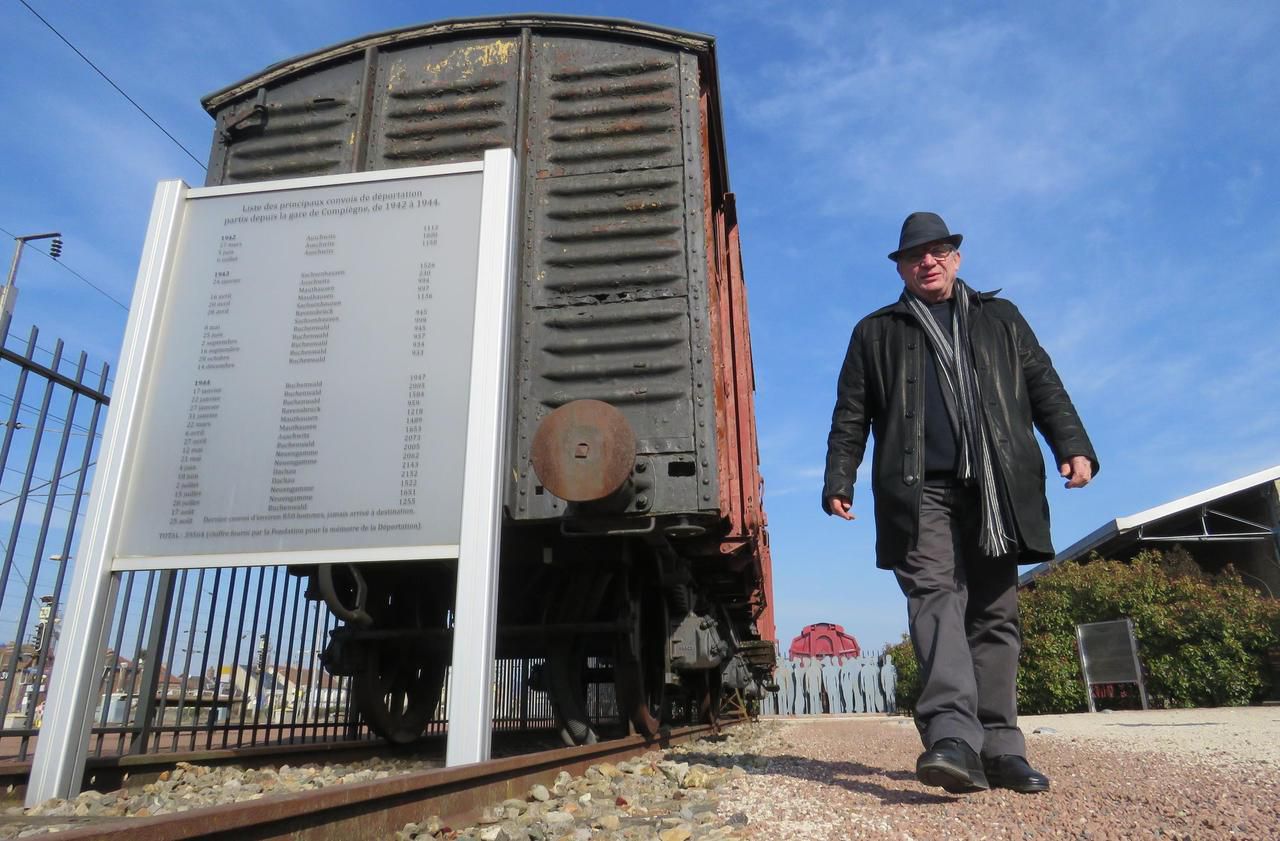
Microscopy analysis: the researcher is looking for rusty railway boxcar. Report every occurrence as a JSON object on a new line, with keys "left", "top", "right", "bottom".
{"left": 201, "top": 14, "right": 774, "bottom": 744}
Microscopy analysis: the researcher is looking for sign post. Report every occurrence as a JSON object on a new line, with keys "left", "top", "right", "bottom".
{"left": 28, "top": 150, "right": 517, "bottom": 805}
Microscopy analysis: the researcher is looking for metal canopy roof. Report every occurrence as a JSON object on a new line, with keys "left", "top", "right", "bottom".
{"left": 1021, "top": 463, "right": 1280, "bottom": 585}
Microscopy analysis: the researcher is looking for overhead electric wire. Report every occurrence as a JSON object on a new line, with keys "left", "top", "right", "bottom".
{"left": 0, "top": 392, "right": 99, "bottom": 435}
{"left": 0, "top": 225, "right": 130, "bottom": 313}
{"left": 0, "top": 462, "right": 94, "bottom": 507}
{"left": 17, "top": 0, "right": 207, "bottom": 172}
{"left": 29, "top": 249, "right": 129, "bottom": 312}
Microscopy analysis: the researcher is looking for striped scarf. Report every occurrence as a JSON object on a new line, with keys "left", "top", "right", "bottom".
{"left": 902, "top": 282, "right": 1014, "bottom": 557}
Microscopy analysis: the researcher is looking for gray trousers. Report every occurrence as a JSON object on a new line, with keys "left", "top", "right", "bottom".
{"left": 893, "top": 482, "right": 1026, "bottom": 758}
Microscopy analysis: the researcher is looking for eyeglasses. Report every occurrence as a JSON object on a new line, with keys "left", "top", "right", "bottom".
{"left": 896, "top": 243, "right": 956, "bottom": 264}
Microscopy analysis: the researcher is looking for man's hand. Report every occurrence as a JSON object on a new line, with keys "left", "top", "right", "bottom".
{"left": 827, "top": 496, "right": 855, "bottom": 520}
{"left": 1059, "top": 455, "right": 1093, "bottom": 489}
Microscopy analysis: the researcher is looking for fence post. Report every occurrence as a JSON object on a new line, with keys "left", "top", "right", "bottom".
{"left": 129, "top": 570, "right": 176, "bottom": 754}
{"left": 520, "top": 659, "right": 530, "bottom": 731}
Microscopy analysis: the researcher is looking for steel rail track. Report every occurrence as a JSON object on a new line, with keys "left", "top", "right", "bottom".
{"left": 40, "top": 722, "right": 728, "bottom": 841}
{"left": 1, "top": 729, "right": 599, "bottom": 799}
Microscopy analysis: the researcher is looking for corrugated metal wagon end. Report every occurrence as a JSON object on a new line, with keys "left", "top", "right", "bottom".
{"left": 200, "top": 14, "right": 774, "bottom": 744}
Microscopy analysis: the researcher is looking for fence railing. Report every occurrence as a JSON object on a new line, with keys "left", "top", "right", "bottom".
{"left": 0, "top": 326, "right": 110, "bottom": 759}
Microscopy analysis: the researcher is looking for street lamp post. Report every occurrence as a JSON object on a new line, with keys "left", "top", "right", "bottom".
{"left": 2, "top": 232, "right": 63, "bottom": 344}
{"left": 28, "top": 595, "right": 56, "bottom": 719}
{"left": 28, "top": 555, "right": 70, "bottom": 719}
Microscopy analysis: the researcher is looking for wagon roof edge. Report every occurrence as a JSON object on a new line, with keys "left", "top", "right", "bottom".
{"left": 200, "top": 13, "right": 716, "bottom": 113}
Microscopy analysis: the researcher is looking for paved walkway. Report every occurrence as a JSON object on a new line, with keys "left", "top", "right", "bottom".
{"left": 734, "top": 708, "right": 1279, "bottom": 838}
{"left": 1019, "top": 704, "right": 1280, "bottom": 767}
{"left": 770, "top": 705, "right": 1280, "bottom": 768}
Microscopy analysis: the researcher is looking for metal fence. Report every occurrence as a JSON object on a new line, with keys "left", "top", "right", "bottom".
{"left": 0, "top": 325, "right": 617, "bottom": 763}
{"left": 0, "top": 326, "right": 110, "bottom": 759}
{"left": 87, "top": 564, "right": 361, "bottom": 758}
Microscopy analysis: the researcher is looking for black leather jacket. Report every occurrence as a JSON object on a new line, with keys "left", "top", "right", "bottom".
{"left": 822, "top": 286, "right": 1098, "bottom": 568}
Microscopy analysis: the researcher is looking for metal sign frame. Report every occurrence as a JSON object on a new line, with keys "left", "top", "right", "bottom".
{"left": 1076, "top": 617, "right": 1149, "bottom": 713}
{"left": 28, "top": 150, "right": 517, "bottom": 804}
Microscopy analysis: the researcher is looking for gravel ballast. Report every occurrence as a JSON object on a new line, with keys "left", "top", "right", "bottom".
{"left": 8, "top": 707, "right": 1279, "bottom": 839}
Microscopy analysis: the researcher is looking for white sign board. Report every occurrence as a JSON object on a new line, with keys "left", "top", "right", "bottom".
{"left": 116, "top": 168, "right": 486, "bottom": 566}
{"left": 29, "top": 151, "right": 517, "bottom": 804}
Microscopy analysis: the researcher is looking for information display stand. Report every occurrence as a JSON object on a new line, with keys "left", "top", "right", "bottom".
{"left": 28, "top": 150, "right": 517, "bottom": 805}
{"left": 1076, "top": 618, "right": 1149, "bottom": 712}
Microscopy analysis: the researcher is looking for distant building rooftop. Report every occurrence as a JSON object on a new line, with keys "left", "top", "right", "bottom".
{"left": 787, "top": 622, "right": 860, "bottom": 659}
{"left": 1021, "top": 464, "right": 1280, "bottom": 595}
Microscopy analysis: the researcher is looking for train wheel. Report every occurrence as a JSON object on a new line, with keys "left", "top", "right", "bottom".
{"left": 613, "top": 563, "right": 669, "bottom": 740}
{"left": 351, "top": 570, "right": 448, "bottom": 744}
{"left": 353, "top": 647, "right": 443, "bottom": 744}
{"left": 546, "top": 567, "right": 613, "bottom": 746}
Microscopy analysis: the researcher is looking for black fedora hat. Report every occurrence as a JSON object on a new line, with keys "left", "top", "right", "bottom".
{"left": 887, "top": 212, "right": 963, "bottom": 261}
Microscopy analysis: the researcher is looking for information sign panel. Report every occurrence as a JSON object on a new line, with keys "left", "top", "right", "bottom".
{"left": 28, "top": 152, "right": 517, "bottom": 805}
{"left": 1076, "top": 618, "right": 1149, "bottom": 712}
{"left": 115, "top": 170, "right": 482, "bottom": 562}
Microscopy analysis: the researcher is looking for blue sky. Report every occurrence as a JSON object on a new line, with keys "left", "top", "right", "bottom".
{"left": 2, "top": 0, "right": 1278, "bottom": 654}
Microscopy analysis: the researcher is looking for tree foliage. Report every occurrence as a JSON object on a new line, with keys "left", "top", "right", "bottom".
{"left": 884, "top": 549, "right": 1280, "bottom": 715}
{"left": 885, "top": 633, "right": 919, "bottom": 714}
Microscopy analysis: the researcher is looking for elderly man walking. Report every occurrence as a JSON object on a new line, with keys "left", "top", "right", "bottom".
{"left": 823, "top": 212, "right": 1098, "bottom": 794}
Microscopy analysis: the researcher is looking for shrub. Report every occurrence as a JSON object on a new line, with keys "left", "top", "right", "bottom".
{"left": 1019, "top": 550, "right": 1280, "bottom": 712}
{"left": 885, "top": 634, "right": 920, "bottom": 713}
{"left": 880, "top": 549, "right": 1280, "bottom": 715}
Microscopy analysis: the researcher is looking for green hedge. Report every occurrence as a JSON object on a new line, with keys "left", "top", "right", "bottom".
{"left": 884, "top": 550, "right": 1280, "bottom": 715}
{"left": 885, "top": 632, "right": 919, "bottom": 714}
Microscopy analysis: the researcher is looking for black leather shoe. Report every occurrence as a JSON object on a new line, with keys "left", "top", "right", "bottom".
{"left": 916, "top": 738, "right": 989, "bottom": 793}
{"left": 983, "top": 754, "right": 1050, "bottom": 793}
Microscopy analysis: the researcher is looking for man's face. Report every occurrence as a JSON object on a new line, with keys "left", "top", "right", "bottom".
{"left": 896, "top": 240, "right": 961, "bottom": 303}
